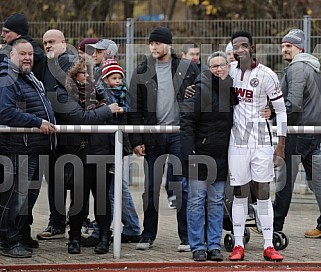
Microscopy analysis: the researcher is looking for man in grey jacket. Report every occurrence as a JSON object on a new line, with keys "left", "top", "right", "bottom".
{"left": 273, "top": 29, "right": 321, "bottom": 237}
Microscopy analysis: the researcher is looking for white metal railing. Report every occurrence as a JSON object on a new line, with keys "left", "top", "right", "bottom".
{"left": 0, "top": 124, "right": 320, "bottom": 259}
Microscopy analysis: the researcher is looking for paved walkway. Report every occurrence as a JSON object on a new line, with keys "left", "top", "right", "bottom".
{"left": 0, "top": 180, "right": 321, "bottom": 270}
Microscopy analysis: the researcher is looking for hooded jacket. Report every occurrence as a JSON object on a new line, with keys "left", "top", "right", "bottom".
{"left": 0, "top": 58, "right": 55, "bottom": 154}
{"left": 282, "top": 52, "right": 321, "bottom": 126}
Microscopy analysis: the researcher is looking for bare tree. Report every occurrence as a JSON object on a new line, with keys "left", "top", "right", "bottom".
{"left": 167, "top": 0, "right": 178, "bottom": 20}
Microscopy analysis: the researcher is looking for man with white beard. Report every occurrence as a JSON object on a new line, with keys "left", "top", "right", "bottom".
{"left": 37, "top": 29, "right": 78, "bottom": 241}
{"left": 41, "top": 29, "right": 78, "bottom": 94}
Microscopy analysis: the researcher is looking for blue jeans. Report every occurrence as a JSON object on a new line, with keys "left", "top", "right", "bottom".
{"left": 187, "top": 179, "right": 225, "bottom": 252}
{"left": 91, "top": 174, "right": 141, "bottom": 238}
{"left": 274, "top": 134, "right": 321, "bottom": 231}
{"left": 142, "top": 133, "right": 188, "bottom": 241}
{"left": 0, "top": 154, "right": 43, "bottom": 248}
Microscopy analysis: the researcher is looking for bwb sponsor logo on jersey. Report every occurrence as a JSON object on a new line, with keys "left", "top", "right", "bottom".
{"left": 235, "top": 87, "right": 253, "bottom": 103}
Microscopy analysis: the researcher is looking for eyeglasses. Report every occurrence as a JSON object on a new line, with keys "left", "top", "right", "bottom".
{"left": 209, "top": 63, "right": 228, "bottom": 70}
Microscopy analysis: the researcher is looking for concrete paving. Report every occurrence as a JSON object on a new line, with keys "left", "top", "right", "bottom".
{"left": 0, "top": 177, "right": 321, "bottom": 269}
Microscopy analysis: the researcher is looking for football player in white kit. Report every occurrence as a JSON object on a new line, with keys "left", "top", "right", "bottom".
{"left": 227, "top": 31, "right": 287, "bottom": 262}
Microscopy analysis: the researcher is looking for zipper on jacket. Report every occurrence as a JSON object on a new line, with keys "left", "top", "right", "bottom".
{"left": 23, "top": 134, "right": 28, "bottom": 146}
{"left": 202, "top": 137, "right": 207, "bottom": 144}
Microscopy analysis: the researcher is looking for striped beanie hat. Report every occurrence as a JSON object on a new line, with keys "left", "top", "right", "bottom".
{"left": 102, "top": 59, "right": 124, "bottom": 79}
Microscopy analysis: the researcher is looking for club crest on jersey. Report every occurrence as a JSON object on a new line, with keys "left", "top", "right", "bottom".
{"left": 250, "top": 78, "right": 259, "bottom": 87}
{"left": 272, "top": 83, "right": 282, "bottom": 96}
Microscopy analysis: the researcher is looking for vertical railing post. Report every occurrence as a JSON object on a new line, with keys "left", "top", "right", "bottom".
{"left": 113, "top": 129, "right": 123, "bottom": 259}
{"left": 125, "top": 18, "right": 135, "bottom": 186}
{"left": 125, "top": 18, "right": 135, "bottom": 84}
{"left": 303, "top": 15, "right": 311, "bottom": 54}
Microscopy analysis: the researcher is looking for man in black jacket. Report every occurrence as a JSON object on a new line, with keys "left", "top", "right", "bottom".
{"left": 1, "top": 12, "right": 44, "bottom": 80}
{"left": 36, "top": 29, "right": 78, "bottom": 241}
{"left": 127, "top": 27, "right": 199, "bottom": 251}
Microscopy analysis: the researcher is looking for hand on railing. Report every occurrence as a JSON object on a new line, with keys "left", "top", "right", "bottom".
{"left": 133, "top": 144, "right": 145, "bottom": 156}
{"left": 108, "top": 103, "right": 124, "bottom": 116}
{"left": 40, "top": 120, "right": 57, "bottom": 135}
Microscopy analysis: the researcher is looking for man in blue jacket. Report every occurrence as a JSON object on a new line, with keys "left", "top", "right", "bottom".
{"left": 0, "top": 39, "right": 56, "bottom": 258}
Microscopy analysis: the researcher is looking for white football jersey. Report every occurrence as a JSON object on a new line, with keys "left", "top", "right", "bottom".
{"left": 229, "top": 61, "right": 287, "bottom": 148}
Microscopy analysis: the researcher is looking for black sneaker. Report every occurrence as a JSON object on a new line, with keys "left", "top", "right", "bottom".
{"left": 21, "top": 236, "right": 39, "bottom": 249}
{"left": 136, "top": 237, "right": 154, "bottom": 250}
{"left": 193, "top": 250, "right": 206, "bottom": 261}
{"left": 207, "top": 249, "right": 223, "bottom": 262}
{"left": 37, "top": 225, "right": 65, "bottom": 240}
{"left": 2, "top": 243, "right": 32, "bottom": 258}
{"left": 80, "top": 236, "right": 100, "bottom": 247}
{"left": 67, "top": 239, "right": 80, "bottom": 254}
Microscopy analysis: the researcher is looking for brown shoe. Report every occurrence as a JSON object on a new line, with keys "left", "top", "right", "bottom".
{"left": 304, "top": 228, "right": 321, "bottom": 238}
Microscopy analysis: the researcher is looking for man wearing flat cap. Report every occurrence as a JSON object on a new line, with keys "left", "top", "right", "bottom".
{"left": 127, "top": 26, "right": 199, "bottom": 252}
{"left": 0, "top": 12, "right": 44, "bottom": 80}
{"left": 273, "top": 29, "right": 321, "bottom": 238}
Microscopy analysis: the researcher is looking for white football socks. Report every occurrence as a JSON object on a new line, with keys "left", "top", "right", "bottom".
{"left": 232, "top": 196, "right": 248, "bottom": 247}
{"left": 257, "top": 198, "right": 273, "bottom": 249}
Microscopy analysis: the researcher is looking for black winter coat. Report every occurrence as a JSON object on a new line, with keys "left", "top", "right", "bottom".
{"left": 54, "top": 85, "right": 114, "bottom": 160}
{"left": 180, "top": 70, "right": 238, "bottom": 181}
{"left": 42, "top": 52, "right": 78, "bottom": 95}
{"left": 127, "top": 53, "right": 200, "bottom": 148}
{"left": 0, "top": 35, "right": 45, "bottom": 81}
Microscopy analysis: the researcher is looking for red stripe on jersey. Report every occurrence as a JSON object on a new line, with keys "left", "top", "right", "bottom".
{"left": 270, "top": 94, "right": 283, "bottom": 101}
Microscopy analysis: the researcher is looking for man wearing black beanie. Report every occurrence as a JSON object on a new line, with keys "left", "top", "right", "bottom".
{"left": 1, "top": 12, "right": 44, "bottom": 80}
{"left": 148, "top": 26, "right": 173, "bottom": 45}
{"left": 127, "top": 26, "right": 200, "bottom": 252}
{"left": 3, "top": 12, "right": 29, "bottom": 36}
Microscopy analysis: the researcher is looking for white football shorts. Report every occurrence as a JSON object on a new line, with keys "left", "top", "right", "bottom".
{"left": 228, "top": 145, "right": 275, "bottom": 186}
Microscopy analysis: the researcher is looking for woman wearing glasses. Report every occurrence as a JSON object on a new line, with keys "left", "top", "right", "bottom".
{"left": 55, "top": 57, "right": 122, "bottom": 255}
{"left": 180, "top": 51, "right": 238, "bottom": 262}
